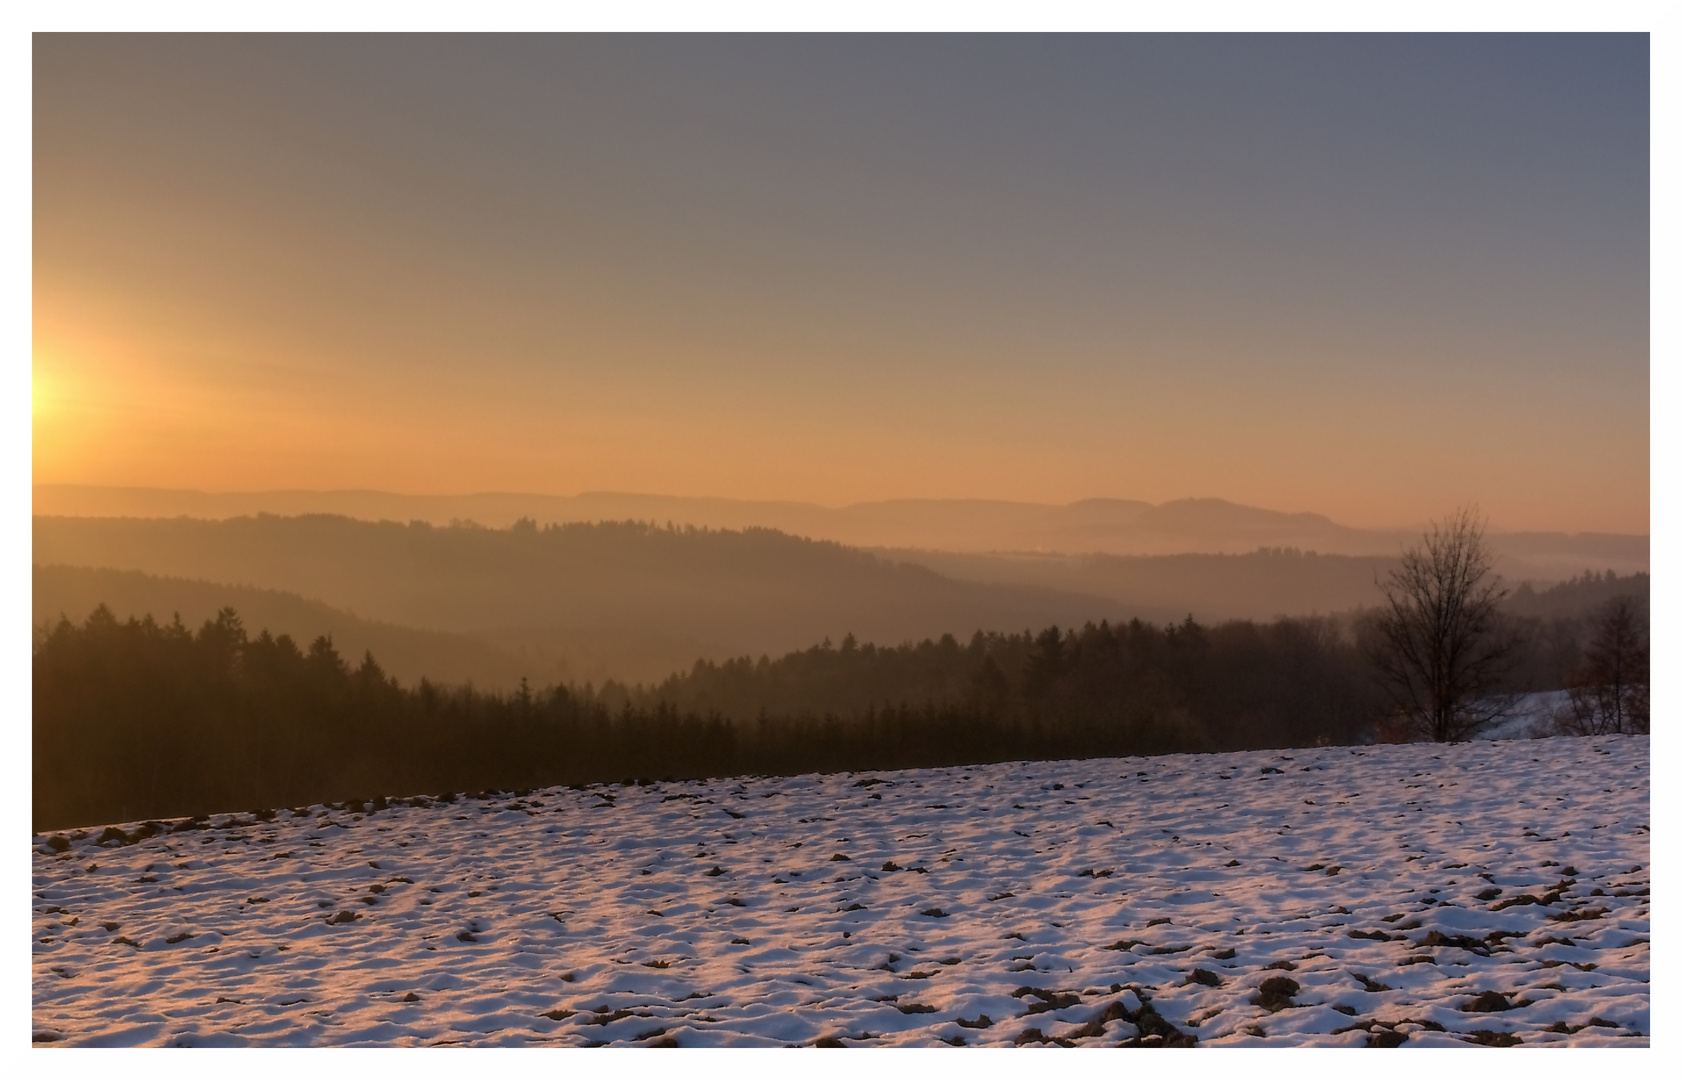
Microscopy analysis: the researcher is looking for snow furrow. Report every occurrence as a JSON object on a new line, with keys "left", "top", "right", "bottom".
{"left": 32, "top": 735, "right": 1649, "bottom": 1046}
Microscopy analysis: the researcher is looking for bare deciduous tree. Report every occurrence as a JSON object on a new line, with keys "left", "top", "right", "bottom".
{"left": 1369, "top": 507, "right": 1515, "bottom": 741}
{"left": 1555, "top": 596, "right": 1649, "bottom": 736}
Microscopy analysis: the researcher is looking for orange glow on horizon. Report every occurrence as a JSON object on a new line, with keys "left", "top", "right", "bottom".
{"left": 30, "top": 38, "right": 1649, "bottom": 538}
{"left": 27, "top": 312, "right": 1651, "bottom": 538}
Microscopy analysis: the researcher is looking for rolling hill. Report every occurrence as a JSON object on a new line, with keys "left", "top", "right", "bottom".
{"left": 33, "top": 484, "right": 1648, "bottom": 574}
{"left": 32, "top": 515, "right": 1161, "bottom": 684}
{"left": 33, "top": 565, "right": 534, "bottom": 689}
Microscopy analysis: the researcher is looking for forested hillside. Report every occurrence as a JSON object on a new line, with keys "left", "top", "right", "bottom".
{"left": 32, "top": 515, "right": 1142, "bottom": 683}
{"left": 35, "top": 515, "right": 1649, "bottom": 688}
{"left": 33, "top": 557, "right": 1645, "bottom": 828}
{"left": 1505, "top": 570, "right": 1649, "bottom": 620}
{"left": 34, "top": 485, "right": 1651, "bottom": 575}
{"left": 33, "top": 565, "right": 532, "bottom": 689}
{"left": 35, "top": 606, "right": 1376, "bottom": 828}
{"left": 877, "top": 547, "right": 1401, "bottom": 622}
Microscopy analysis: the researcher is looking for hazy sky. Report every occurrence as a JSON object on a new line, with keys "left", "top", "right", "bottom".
{"left": 33, "top": 34, "right": 1649, "bottom": 533}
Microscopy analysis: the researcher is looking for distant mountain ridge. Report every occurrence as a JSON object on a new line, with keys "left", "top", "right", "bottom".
{"left": 32, "top": 484, "right": 1647, "bottom": 576}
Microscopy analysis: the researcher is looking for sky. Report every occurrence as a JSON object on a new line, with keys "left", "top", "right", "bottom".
{"left": 31, "top": 34, "right": 1650, "bottom": 533}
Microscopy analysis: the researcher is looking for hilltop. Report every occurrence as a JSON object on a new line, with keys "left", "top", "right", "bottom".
{"left": 34, "top": 484, "right": 1648, "bottom": 576}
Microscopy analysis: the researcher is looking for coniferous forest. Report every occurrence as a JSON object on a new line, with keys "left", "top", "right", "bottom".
{"left": 34, "top": 580, "right": 1638, "bottom": 831}
{"left": 36, "top": 604, "right": 1390, "bottom": 830}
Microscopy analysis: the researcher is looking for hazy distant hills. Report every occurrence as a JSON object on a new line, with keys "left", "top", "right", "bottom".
{"left": 881, "top": 548, "right": 1403, "bottom": 622}
{"left": 34, "top": 510, "right": 1647, "bottom": 689}
{"left": 33, "top": 515, "right": 1170, "bottom": 686}
{"left": 32, "top": 484, "right": 1647, "bottom": 575}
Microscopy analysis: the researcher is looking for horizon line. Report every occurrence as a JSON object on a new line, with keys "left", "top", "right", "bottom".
{"left": 30, "top": 482, "right": 1650, "bottom": 539}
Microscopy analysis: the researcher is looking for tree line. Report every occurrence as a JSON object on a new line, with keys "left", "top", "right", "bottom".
{"left": 33, "top": 514, "right": 1646, "bottom": 830}
{"left": 1364, "top": 509, "right": 1647, "bottom": 742}
{"left": 34, "top": 606, "right": 1379, "bottom": 829}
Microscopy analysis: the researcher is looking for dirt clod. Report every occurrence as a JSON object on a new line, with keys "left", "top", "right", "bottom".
{"left": 1252, "top": 976, "right": 1300, "bottom": 1012}
{"left": 1462, "top": 991, "right": 1512, "bottom": 1013}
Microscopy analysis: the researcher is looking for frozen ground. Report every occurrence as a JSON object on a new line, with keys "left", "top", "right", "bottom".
{"left": 33, "top": 735, "right": 1648, "bottom": 1047}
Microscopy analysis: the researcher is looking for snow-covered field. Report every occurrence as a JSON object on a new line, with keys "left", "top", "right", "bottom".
{"left": 33, "top": 735, "right": 1648, "bottom": 1047}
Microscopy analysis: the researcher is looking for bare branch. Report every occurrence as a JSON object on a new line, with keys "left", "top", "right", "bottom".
{"left": 1368, "top": 507, "right": 1515, "bottom": 741}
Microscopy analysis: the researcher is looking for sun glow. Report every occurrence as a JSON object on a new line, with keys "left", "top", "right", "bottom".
{"left": 32, "top": 365, "right": 54, "bottom": 418}
{"left": 30, "top": 340, "right": 119, "bottom": 483}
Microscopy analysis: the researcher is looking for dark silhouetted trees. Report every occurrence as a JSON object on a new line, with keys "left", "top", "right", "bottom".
{"left": 1554, "top": 596, "right": 1649, "bottom": 736}
{"left": 1368, "top": 509, "right": 1516, "bottom": 742}
{"left": 34, "top": 604, "right": 1388, "bottom": 830}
